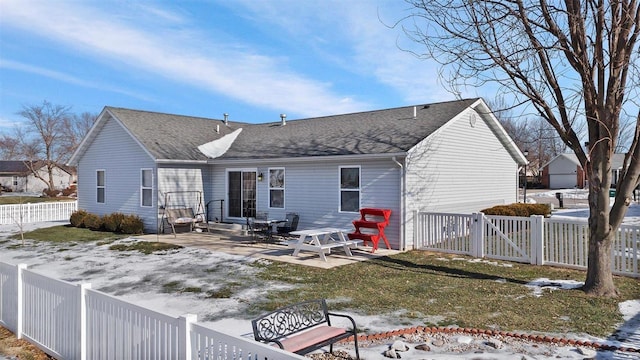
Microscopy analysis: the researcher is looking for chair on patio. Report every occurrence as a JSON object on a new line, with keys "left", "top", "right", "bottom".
{"left": 277, "top": 212, "right": 299, "bottom": 235}
{"left": 247, "top": 216, "right": 271, "bottom": 242}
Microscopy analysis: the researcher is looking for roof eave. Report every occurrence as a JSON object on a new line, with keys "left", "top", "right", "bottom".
{"left": 207, "top": 152, "right": 408, "bottom": 165}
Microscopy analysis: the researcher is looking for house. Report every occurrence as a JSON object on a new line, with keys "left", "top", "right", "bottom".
{"left": 68, "top": 98, "right": 527, "bottom": 250}
{"left": 0, "top": 160, "right": 75, "bottom": 193}
{"left": 540, "top": 153, "right": 627, "bottom": 189}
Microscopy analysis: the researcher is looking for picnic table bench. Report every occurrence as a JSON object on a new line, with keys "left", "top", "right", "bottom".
{"left": 251, "top": 299, "right": 360, "bottom": 359}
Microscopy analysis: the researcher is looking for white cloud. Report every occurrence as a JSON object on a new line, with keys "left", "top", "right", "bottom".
{"left": 227, "top": 0, "right": 458, "bottom": 104}
{"left": 0, "top": 59, "right": 154, "bottom": 101}
{"left": 0, "top": 0, "right": 370, "bottom": 117}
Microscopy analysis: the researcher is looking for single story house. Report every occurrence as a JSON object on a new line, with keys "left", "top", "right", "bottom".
{"left": 540, "top": 153, "right": 626, "bottom": 189}
{"left": 68, "top": 98, "right": 527, "bottom": 250}
{"left": 0, "top": 160, "right": 75, "bottom": 193}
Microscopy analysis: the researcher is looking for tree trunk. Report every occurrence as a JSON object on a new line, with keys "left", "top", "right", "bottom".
{"left": 583, "top": 229, "right": 618, "bottom": 297}
{"left": 582, "top": 152, "right": 619, "bottom": 297}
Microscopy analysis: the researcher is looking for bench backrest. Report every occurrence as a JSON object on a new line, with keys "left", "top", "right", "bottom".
{"left": 359, "top": 208, "right": 391, "bottom": 224}
{"left": 252, "top": 299, "right": 329, "bottom": 342}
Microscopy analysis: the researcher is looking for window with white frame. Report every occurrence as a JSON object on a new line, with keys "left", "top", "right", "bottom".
{"left": 96, "top": 170, "right": 105, "bottom": 203}
{"left": 141, "top": 169, "right": 153, "bottom": 207}
{"left": 269, "top": 168, "right": 285, "bottom": 208}
{"left": 339, "top": 166, "right": 360, "bottom": 212}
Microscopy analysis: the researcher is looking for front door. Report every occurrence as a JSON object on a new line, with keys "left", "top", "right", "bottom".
{"left": 228, "top": 170, "right": 256, "bottom": 218}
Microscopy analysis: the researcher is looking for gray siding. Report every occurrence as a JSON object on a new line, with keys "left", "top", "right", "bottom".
{"left": 404, "top": 108, "right": 518, "bottom": 249}
{"left": 212, "top": 158, "right": 402, "bottom": 249}
{"left": 76, "top": 116, "right": 158, "bottom": 232}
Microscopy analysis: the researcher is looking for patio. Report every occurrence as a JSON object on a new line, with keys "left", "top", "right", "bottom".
{"left": 134, "top": 228, "right": 399, "bottom": 269}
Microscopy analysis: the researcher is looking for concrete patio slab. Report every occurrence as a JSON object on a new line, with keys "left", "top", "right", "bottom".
{"left": 133, "top": 229, "right": 399, "bottom": 269}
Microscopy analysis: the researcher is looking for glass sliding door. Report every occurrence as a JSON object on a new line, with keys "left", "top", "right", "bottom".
{"left": 228, "top": 170, "right": 256, "bottom": 218}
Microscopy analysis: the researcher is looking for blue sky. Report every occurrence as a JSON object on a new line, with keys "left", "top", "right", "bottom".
{"left": 0, "top": 0, "right": 485, "bottom": 130}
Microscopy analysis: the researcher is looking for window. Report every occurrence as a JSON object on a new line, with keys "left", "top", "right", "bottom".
{"left": 269, "top": 168, "right": 285, "bottom": 208}
{"left": 141, "top": 169, "right": 153, "bottom": 207}
{"left": 339, "top": 166, "right": 360, "bottom": 212}
{"left": 96, "top": 170, "right": 105, "bottom": 203}
{"left": 12, "top": 176, "right": 17, "bottom": 186}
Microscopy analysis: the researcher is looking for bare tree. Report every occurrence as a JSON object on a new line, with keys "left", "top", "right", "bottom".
{"left": 63, "top": 111, "right": 97, "bottom": 156}
{"left": 399, "top": 1, "right": 640, "bottom": 297}
{"left": 17, "top": 101, "right": 72, "bottom": 192}
{"left": 0, "top": 134, "right": 21, "bottom": 160}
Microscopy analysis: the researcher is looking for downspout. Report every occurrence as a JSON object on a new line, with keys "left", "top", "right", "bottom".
{"left": 392, "top": 156, "right": 406, "bottom": 251}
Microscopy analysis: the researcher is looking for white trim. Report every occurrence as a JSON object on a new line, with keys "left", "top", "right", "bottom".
{"left": 140, "top": 168, "right": 153, "bottom": 207}
{"left": 338, "top": 165, "right": 361, "bottom": 213}
{"left": 207, "top": 152, "right": 407, "bottom": 165}
{"left": 225, "top": 168, "right": 258, "bottom": 221}
{"left": 268, "top": 167, "right": 285, "bottom": 209}
{"left": 96, "top": 169, "right": 105, "bottom": 204}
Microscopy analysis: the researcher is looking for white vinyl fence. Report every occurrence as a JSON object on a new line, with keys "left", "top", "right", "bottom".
{"left": 0, "top": 262, "right": 303, "bottom": 360}
{"left": 0, "top": 201, "right": 77, "bottom": 225}
{"left": 415, "top": 211, "right": 640, "bottom": 277}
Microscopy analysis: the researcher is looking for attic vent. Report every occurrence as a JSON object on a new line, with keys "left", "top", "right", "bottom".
{"left": 224, "top": 113, "right": 229, "bottom": 125}
{"left": 280, "top": 113, "right": 287, "bottom": 126}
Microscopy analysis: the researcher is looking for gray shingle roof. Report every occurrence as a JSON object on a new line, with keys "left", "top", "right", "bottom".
{"left": 0, "top": 161, "right": 31, "bottom": 174}
{"left": 105, "top": 98, "right": 479, "bottom": 161}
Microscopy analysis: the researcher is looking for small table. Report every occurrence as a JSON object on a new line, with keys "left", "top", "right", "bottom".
{"left": 289, "top": 228, "right": 362, "bottom": 261}
{"left": 253, "top": 219, "right": 284, "bottom": 241}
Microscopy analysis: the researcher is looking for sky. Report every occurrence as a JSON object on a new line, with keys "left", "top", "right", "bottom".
{"left": 0, "top": 0, "right": 485, "bottom": 132}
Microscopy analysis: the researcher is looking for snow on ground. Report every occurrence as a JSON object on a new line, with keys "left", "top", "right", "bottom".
{"left": 1, "top": 211, "right": 640, "bottom": 358}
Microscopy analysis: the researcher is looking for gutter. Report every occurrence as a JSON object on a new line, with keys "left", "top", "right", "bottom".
{"left": 207, "top": 152, "right": 408, "bottom": 165}
{"left": 392, "top": 156, "right": 406, "bottom": 251}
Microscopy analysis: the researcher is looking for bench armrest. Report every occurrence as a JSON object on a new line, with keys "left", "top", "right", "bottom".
{"left": 326, "top": 312, "right": 358, "bottom": 332}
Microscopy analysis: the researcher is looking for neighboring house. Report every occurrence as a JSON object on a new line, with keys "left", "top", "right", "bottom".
{"left": 540, "top": 153, "right": 626, "bottom": 189}
{"left": 68, "top": 98, "right": 526, "bottom": 250}
{"left": 0, "top": 161, "right": 75, "bottom": 193}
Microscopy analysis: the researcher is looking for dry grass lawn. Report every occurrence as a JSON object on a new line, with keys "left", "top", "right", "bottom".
{"left": 0, "top": 326, "right": 51, "bottom": 359}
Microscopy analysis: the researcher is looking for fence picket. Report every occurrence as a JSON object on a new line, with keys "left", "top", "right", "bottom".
{"left": 416, "top": 211, "right": 640, "bottom": 278}
{"left": 0, "top": 201, "right": 77, "bottom": 225}
{"left": 0, "top": 261, "right": 304, "bottom": 360}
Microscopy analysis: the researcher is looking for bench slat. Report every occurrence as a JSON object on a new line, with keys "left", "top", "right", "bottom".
{"left": 280, "top": 326, "right": 346, "bottom": 353}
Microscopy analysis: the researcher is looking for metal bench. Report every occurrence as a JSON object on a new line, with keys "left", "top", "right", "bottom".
{"left": 251, "top": 299, "right": 360, "bottom": 359}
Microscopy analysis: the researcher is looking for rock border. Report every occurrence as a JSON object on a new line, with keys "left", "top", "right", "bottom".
{"left": 341, "top": 326, "right": 640, "bottom": 354}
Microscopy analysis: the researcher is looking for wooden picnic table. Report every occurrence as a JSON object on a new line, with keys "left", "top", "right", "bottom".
{"left": 289, "top": 227, "right": 362, "bottom": 261}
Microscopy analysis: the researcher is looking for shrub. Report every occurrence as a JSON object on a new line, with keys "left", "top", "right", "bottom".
{"left": 481, "top": 203, "right": 552, "bottom": 217}
{"left": 120, "top": 214, "right": 144, "bottom": 234}
{"left": 61, "top": 184, "right": 77, "bottom": 197}
{"left": 42, "top": 188, "right": 60, "bottom": 198}
{"left": 70, "top": 210, "right": 89, "bottom": 228}
{"left": 103, "top": 212, "right": 126, "bottom": 233}
{"left": 481, "top": 205, "right": 516, "bottom": 216}
{"left": 527, "top": 203, "right": 552, "bottom": 217}
{"left": 83, "top": 213, "right": 104, "bottom": 231}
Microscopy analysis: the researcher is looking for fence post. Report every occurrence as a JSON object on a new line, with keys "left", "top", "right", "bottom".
{"left": 78, "top": 283, "right": 91, "bottom": 360}
{"left": 413, "top": 210, "right": 418, "bottom": 250}
{"left": 473, "top": 213, "right": 484, "bottom": 258}
{"left": 179, "top": 313, "right": 197, "bottom": 360}
{"left": 15, "top": 263, "right": 27, "bottom": 339}
{"left": 530, "top": 215, "right": 545, "bottom": 265}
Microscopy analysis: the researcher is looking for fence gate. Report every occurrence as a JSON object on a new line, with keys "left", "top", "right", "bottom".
{"left": 415, "top": 212, "right": 540, "bottom": 264}
{"left": 481, "top": 214, "right": 534, "bottom": 263}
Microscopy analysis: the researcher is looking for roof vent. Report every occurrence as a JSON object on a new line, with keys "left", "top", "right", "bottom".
{"left": 223, "top": 113, "right": 229, "bottom": 125}
{"left": 413, "top": 106, "right": 417, "bottom": 119}
{"left": 423, "top": 104, "right": 430, "bottom": 109}
{"left": 216, "top": 124, "right": 220, "bottom": 134}
{"left": 280, "top": 113, "right": 287, "bottom": 126}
